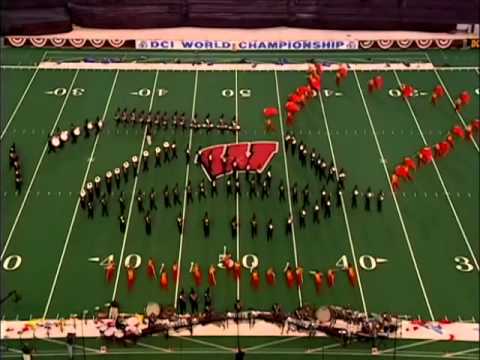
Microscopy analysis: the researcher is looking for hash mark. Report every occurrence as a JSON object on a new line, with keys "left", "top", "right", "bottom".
{"left": 47, "top": 192, "right": 51, "bottom": 196}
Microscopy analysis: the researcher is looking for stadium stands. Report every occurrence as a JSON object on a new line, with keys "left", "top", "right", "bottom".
{"left": 1, "top": 0, "right": 479, "bottom": 35}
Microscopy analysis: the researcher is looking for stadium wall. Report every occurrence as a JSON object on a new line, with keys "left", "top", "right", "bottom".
{"left": 1, "top": 0, "right": 479, "bottom": 35}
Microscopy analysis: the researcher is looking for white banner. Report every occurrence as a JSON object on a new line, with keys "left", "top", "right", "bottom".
{"left": 135, "top": 39, "right": 358, "bottom": 51}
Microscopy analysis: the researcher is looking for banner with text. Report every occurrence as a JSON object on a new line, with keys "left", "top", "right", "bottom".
{"left": 135, "top": 39, "right": 359, "bottom": 51}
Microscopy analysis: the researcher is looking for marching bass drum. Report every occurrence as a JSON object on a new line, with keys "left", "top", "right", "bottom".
{"left": 315, "top": 307, "right": 332, "bottom": 323}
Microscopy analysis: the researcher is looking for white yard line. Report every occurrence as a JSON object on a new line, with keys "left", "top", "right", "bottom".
{"left": 234, "top": 69, "right": 241, "bottom": 301}
{"left": 273, "top": 69, "right": 303, "bottom": 307}
{"left": 393, "top": 70, "right": 479, "bottom": 271}
{"left": 136, "top": 341, "right": 172, "bottom": 353}
{"left": 424, "top": 52, "right": 479, "bottom": 152}
{"left": 1, "top": 51, "right": 47, "bottom": 140}
{"left": 0, "top": 69, "right": 80, "bottom": 262}
{"left": 353, "top": 70, "right": 435, "bottom": 321}
{"left": 445, "top": 347, "right": 479, "bottom": 358}
{"left": 243, "top": 336, "right": 302, "bottom": 352}
{"left": 42, "top": 70, "right": 120, "bottom": 319}
{"left": 41, "top": 337, "right": 101, "bottom": 354}
{"left": 111, "top": 70, "right": 159, "bottom": 300}
{"left": 316, "top": 91, "right": 368, "bottom": 316}
{"left": 175, "top": 334, "right": 234, "bottom": 351}
{"left": 305, "top": 342, "right": 342, "bottom": 353}
{"left": 173, "top": 70, "right": 199, "bottom": 308}
{"left": 380, "top": 339, "right": 438, "bottom": 353}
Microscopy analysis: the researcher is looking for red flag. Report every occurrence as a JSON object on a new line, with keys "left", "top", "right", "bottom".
{"left": 368, "top": 79, "right": 375, "bottom": 93}
{"left": 127, "top": 266, "right": 136, "bottom": 290}
{"left": 339, "top": 64, "right": 348, "bottom": 78}
{"left": 313, "top": 271, "right": 323, "bottom": 292}
{"left": 452, "top": 125, "right": 465, "bottom": 139}
{"left": 465, "top": 125, "right": 473, "bottom": 141}
{"left": 105, "top": 260, "right": 116, "bottom": 283}
{"left": 309, "top": 75, "right": 321, "bottom": 91}
{"left": 285, "top": 267, "right": 295, "bottom": 288}
{"left": 327, "top": 269, "right": 336, "bottom": 288}
{"left": 472, "top": 119, "right": 480, "bottom": 130}
{"left": 147, "top": 259, "right": 156, "bottom": 279}
{"left": 172, "top": 262, "right": 179, "bottom": 282}
{"left": 295, "top": 266, "right": 304, "bottom": 287}
{"left": 460, "top": 91, "right": 471, "bottom": 105}
{"left": 224, "top": 255, "right": 234, "bottom": 271}
{"left": 233, "top": 261, "right": 242, "bottom": 280}
{"left": 160, "top": 270, "right": 168, "bottom": 289}
{"left": 347, "top": 266, "right": 357, "bottom": 287}
{"left": 266, "top": 267, "right": 276, "bottom": 285}
{"left": 373, "top": 75, "right": 384, "bottom": 90}
{"left": 403, "top": 157, "right": 416, "bottom": 171}
{"left": 419, "top": 147, "right": 433, "bottom": 165}
{"left": 391, "top": 174, "right": 400, "bottom": 192}
{"left": 192, "top": 263, "right": 202, "bottom": 287}
{"left": 433, "top": 85, "right": 445, "bottom": 98}
{"left": 285, "top": 101, "right": 300, "bottom": 114}
{"left": 208, "top": 264, "right": 217, "bottom": 287}
{"left": 263, "top": 107, "right": 279, "bottom": 117}
{"left": 251, "top": 269, "right": 260, "bottom": 288}
{"left": 454, "top": 98, "right": 463, "bottom": 112}
{"left": 395, "top": 164, "right": 412, "bottom": 181}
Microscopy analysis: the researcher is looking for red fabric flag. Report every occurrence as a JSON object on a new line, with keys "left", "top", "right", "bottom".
{"left": 327, "top": 269, "right": 336, "bottom": 288}
{"left": 347, "top": 266, "right": 357, "bottom": 287}
{"left": 404, "top": 157, "right": 416, "bottom": 171}
{"left": 285, "top": 101, "right": 300, "bottom": 114}
{"left": 266, "top": 267, "right": 276, "bottom": 285}
{"left": 391, "top": 174, "right": 400, "bottom": 192}
{"left": 160, "top": 270, "right": 168, "bottom": 289}
{"left": 172, "top": 262, "right": 179, "bottom": 282}
{"left": 105, "top": 261, "right": 116, "bottom": 283}
{"left": 285, "top": 268, "right": 295, "bottom": 288}
{"left": 192, "top": 263, "right": 202, "bottom": 287}
{"left": 251, "top": 269, "right": 260, "bottom": 288}
{"left": 314, "top": 271, "right": 324, "bottom": 292}
{"left": 460, "top": 91, "right": 471, "bottom": 105}
{"left": 127, "top": 267, "right": 136, "bottom": 290}
{"left": 295, "top": 266, "right": 304, "bottom": 287}
{"left": 263, "top": 107, "right": 279, "bottom": 117}
{"left": 208, "top": 264, "right": 217, "bottom": 287}
{"left": 147, "top": 259, "right": 156, "bottom": 280}
{"left": 433, "top": 85, "right": 445, "bottom": 98}
{"left": 452, "top": 125, "right": 465, "bottom": 139}
{"left": 373, "top": 75, "right": 384, "bottom": 90}
{"left": 233, "top": 261, "right": 242, "bottom": 279}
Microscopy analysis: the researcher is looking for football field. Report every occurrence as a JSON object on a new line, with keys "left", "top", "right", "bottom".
{"left": 0, "top": 47, "right": 479, "bottom": 359}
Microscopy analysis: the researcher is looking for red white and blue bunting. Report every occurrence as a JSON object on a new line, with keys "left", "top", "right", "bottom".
{"left": 416, "top": 39, "right": 433, "bottom": 49}
{"left": 30, "top": 38, "right": 48, "bottom": 48}
{"left": 359, "top": 40, "right": 375, "bottom": 49}
{"left": 396, "top": 40, "right": 413, "bottom": 49}
{"left": 378, "top": 40, "right": 395, "bottom": 49}
{"left": 7, "top": 37, "right": 27, "bottom": 47}
{"left": 435, "top": 39, "right": 453, "bottom": 49}
{"left": 70, "top": 38, "right": 87, "bottom": 48}
{"left": 109, "top": 39, "right": 125, "bottom": 48}
{"left": 90, "top": 39, "right": 106, "bottom": 48}
{"left": 50, "top": 38, "right": 67, "bottom": 47}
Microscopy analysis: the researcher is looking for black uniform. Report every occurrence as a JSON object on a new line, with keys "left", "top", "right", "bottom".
{"left": 351, "top": 185, "right": 360, "bottom": 209}
{"left": 119, "top": 192, "right": 126, "bottom": 214}
{"left": 377, "top": 190, "right": 384, "bottom": 212}
{"left": 203, "top": 212, "right": 210, "bottom": 237}
{"left": 234, "top": 179, "right": 241, "bottom": 197}
{"left": 320, "top": 186, "right": 327, "bottom": 208}
{"left": 299, "top": 208, "right": 307, "bottom": 228}
{"left": 313, "top": 201, "right": 321, "bottom": 224}
{"left": 101, "top": 194, "right": 109, "bottom": 216}
{"left": 250, "top": 214, "right": 258, "bottom": 238}
{"left": 173, "top": 184, "right": 182, "bottom": 206}
{"left": 249, "top": 179, "right": 257, "bottom": 198}
{"left": 185, "top": 146, "right": 191, "bottom": 163}
{"left": 267, "top": 219, "right": 274, "bottom": 241}
{"left": 189, "top": 288, "right": 199, "bottom": 314}
{"left": 336, "top": 186, "right": 342, "bottom": 208}
{"left": 278, "top": 181, "right": 286, "bottom": 201}
{"left": 144, "top": 211, "right": 152, "bottom": 235}
{"left": 137, "top": 190, "right": 145, "bottom": 212}
{"left": 226, "top": 178, "right": 232, "bottom": 197}
{"left": 210, "top": 180, "right": 218, "bottom": 197}
{"left": 176, "top": 213, "right": 183, "bottom": 234}
{"left": 80, "top": 191, "right": 87, "bottom": 210}
{"left": 87, "top": 202, "right": 94, "bottom": 219}
{"left": 338, "top": 168, "right": 346, "bottom": 190}
{"left": 324, "top": 196, "right": 332, "bottom": 219}
{"left": 178, "top": 289, "right": 187, "bottom": 314}
{"left": 163, "top": 186, "right": 171, "bottom": 208}
{"left": 149, "top": 188, "right": 157, "bottom": 210}
{"left": 302, "top": 184, "right": 310, "bottom": 206}
{"left": 327, "top": 163, "right": 336, "bottom": 184}
{"left": 186, "top": 181, "right": 193, "bottom": 203}
{"left": 261, "top": 180, "right": 269, "bottom": 199}
{"left": 365, "top": 187, "right": 373, "bottom": 211}
{"left": 119, "top": 215, "right": 126, "bottom": 233}
{"left": 198, "top": 180, "right": 207, "bottom": 200}
{"left": 286, "top": 214, "right": 293, "bottom": 234}
{"left": 291, "top": 182, "right": 298, "bottom": 204}
{"left": 204, "top": 288, "right": 212, "bottom": 312}
{"left": 231, "top": 216, "right": 237, "bottom": 239}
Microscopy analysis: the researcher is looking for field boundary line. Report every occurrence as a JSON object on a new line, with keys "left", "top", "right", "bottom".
{"left": 273, "top": 69, "right": 303, "bottom": 307}
{"left": 111, "top": 70, "right": 160, "bottom": 301}
{"left": 424, "top": 52, "right": 479, "bottom": 152}
{"left": 380, "top": 339, "right": 438, "bottom": 353}
{"left": 316, "top": 90, "right": 368, "bottom": 316}
{"left": 173, "top": 70, "right": 199, "bottom": 308}
{"left": 0, "top": 69, "right": 80, "bottom": 262}
{"left": 42, "top": 70, "right": 120, "bottom": 318}
{"left": 445, "top": 347, "right": 479, "bottom": 358}
{"left": 174, "top": 335, "right": 234, "bottom": 351}
{"left": 243, "top": 336, "right": 302, "bottom": 352}
{"left": 1, "top": 51, "right": 47, "bottom": 140}
{"left": 353, "top": 70, "right": 435, "bottom": 320}
{"left": 136, "top": 342, "right": 172, "bottom": 353}
{"left": 234, "top": 69, "right": 240, "bottom": 301}
{"left": 393, "top": 70, "right": 479, "bottom": 271}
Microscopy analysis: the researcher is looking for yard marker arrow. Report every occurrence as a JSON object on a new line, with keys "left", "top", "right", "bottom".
{"left": 88, "top": 257, "right": 100, "bottom": 263}
{"left": 375, "top": 258, "right": 388, "bottom": 264}
{"left": 130, "top": 91, "right": 139, "bottom": 96}
{"left": 45, "top": 90, "right": 54, "bottom": 95}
